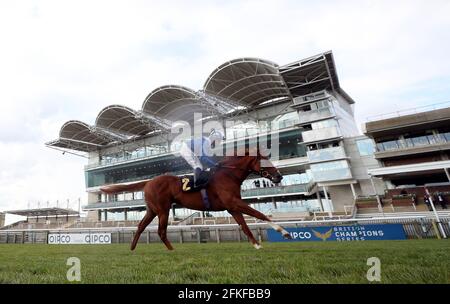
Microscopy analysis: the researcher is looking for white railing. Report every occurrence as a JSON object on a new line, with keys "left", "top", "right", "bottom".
{"left": 2, "top": 215, "right": 448, "bottom": 233}
{"left": 366, "top": 100, "right": 450, "bottom": 122}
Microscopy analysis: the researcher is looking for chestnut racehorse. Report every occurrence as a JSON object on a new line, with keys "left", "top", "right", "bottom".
{"left": 101, "top": 151, "right": 292, "bottom": 250}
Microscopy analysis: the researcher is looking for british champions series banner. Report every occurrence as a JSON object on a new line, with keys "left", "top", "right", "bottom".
{"left": 267, "top": 224, "right": 406, "bottom": 242}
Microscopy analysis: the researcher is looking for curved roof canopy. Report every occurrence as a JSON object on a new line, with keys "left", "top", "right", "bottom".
{"left": 279, "top": 51, "right": 353, "bottom": 102}
{"left": 46, "top": 120, "right": 114, "bottom": 152}
{"left": 95, "top": 105, "right": 158, "bottom": 136}
{"left": 142, "top": 85, "right": 217, "bottom": 123}
{"left": 47, "top": 51, "right": 353, "bottom": 153}
{"left": 203, "top": 58, "right": 291, "bottom": 107}
{"left": 60, "top": 120, "right": 112, "bottom": 145}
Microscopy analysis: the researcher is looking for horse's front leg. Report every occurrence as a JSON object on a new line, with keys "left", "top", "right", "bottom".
{"left": 232, "top": 198, "right": 292, "bottom": 240}
{"left": 228, "top": 210, "right": 261, "bottom": 249}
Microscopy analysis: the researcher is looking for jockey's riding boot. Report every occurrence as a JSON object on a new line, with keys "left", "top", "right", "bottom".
{"left": 194, "top": 167, "right": 202, "bottom": 187}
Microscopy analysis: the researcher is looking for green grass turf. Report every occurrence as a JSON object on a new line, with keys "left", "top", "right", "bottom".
{"left": 0, "top": 240, "right": 448, "bottom": 284}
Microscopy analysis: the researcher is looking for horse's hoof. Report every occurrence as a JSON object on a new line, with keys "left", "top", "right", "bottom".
{"left": 283, "top": 233, "right": 292, "bottom": 240}
{"left": 253, "top": 243, "right": 262, "bottom": 250}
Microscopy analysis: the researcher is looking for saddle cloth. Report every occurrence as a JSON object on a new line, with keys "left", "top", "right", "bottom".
{"left": 180, "top": 173, "right": 212, "bottom": 210}
{"left": 180, "top": 171, "right": 211, "bottom": 193}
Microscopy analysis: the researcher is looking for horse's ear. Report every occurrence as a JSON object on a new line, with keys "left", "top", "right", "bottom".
{"left": 245, "top": 147, "right": 249, "bottom": 155}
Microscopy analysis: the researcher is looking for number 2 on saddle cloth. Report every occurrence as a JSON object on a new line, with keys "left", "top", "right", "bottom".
{"left": 180, "top": 171, "right": 212, "bottom": 210}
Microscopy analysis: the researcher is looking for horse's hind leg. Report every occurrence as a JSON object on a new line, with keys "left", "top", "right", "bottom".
{"left": 157, "top": 210, "right": 174, "bottom": 250}
{"left": 228, "top": 210, "right": 261, "bottom": 249}
{"left": 131, "top": 208, "right": 156, "bottom": 251}
{"left": 234, "top": 199, "right": 292, "bottom": 240}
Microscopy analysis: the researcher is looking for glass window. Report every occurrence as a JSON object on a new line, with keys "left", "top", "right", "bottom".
{"left": 381, "top": 140, "right": 399, "bottom": 151}
{"left": 311, "top": 119, "right": 337, "bottom": 130}
{"left": 356, "top": 138, "right": 375, "bottom": 156}
{"left": 443, "top": 132, "right": 450, "bottom": 142}
{"left": 426, "top": 135, "right": 437, "bottom": 145}
{"left": 404, "top": 138, "right": 414, "bottom": 147}
{"left": 410, "top": 136, "right": 429, "bottom": 147}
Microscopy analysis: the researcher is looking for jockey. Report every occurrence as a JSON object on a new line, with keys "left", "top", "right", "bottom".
{"left": 179, "top": 129, "right": 225, "bottom": 187}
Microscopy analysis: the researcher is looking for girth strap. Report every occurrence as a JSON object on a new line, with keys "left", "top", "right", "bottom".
{"left": 200, "top": 189, "right": 211, "bottom": 210}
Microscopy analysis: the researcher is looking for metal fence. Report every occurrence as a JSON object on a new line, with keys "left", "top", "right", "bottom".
{"left": 1, "top": 216, "right": 449, "bottom": 244}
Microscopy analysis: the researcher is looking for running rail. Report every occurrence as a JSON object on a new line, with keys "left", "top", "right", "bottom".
{"left": 2, "top": 215, "right": 448, "bottom": 233}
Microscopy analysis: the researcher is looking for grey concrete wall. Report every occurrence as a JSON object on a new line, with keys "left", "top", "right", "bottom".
{"left": 328, "top": 185, "right": 355, "bottom": 211}
{"left": 365, "top": 107, "right": 450, "bottom": 137}
{"left": 343, "top": 135, "right": 385, "bottom": 196}
{"left": 344, "top": 136, "right": 382, "bottom": 180}
{"left": 332, "top": 90, "right": 355, "bottom": 116}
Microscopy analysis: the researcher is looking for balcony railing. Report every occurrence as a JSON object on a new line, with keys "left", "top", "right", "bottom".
{"left": 298, "top": 107, "right": 335, "bottom": 125}
{"left": 85, "top": 149, "right": 173, "bottom": 170}
{"left": 302, "top": 126, "right": 342, "bottom": 143}
{"left": 366, "top": 100, "right": 450, "bottom": 122}
{"left": 307, "top": 146, "right": 347, "bottom": 163}
{"left": 241, "top": 183, "right": 308, "bottom": 198}
{"left": 311, "top": 167, "right": 352, "bottom": 182}
{"left": 376, "top": 132, "right": 450, "bottom": 152}
{"left": 85, "top": 123, "right": 303, "bottom": 171}
{"left": 84, "top": 199, "right": 146, "bottom": 210}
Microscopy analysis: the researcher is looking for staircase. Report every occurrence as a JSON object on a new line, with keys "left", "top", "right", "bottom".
{"left": 175, "top": 212, "right": 201, "bottom": 225}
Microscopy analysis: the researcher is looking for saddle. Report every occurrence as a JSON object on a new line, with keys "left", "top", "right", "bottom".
{"left": 180, "top": 171, "right": 212, "bottom": 210}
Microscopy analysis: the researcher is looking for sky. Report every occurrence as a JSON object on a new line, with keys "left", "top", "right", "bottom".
{"left": 1, "top": 0, "right": 450, "bottom": 221}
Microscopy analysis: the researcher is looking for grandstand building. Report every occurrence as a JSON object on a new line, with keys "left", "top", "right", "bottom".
{"left": 0, "top": 208, "right": 80, "bottom": 230}
{"left": 44, "top": 51, "right": 448, "bottom": 224}
{"left": 0, "top": 212, "right": 5, "bottom": 228}
{"left": 359, "top": 105, "right": 450, "bottom": 213}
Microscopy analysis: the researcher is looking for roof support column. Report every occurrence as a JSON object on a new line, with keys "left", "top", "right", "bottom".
{"left": 316, "top": 191, "right": 324, "bottom": 212}
{"left": 369, "top": 175, "right": 384, "bottom": 215}
{"left": 444, "top": 168, "right": 450, "bottom": 182}
{"left": 322, "top": 186, "right": 332, "bottom": 217}
{"left": 349, "top": 183, "right": 357, "bottom": 199}
{"left": 425, "top": 188, "right": 447, "bottom": 239}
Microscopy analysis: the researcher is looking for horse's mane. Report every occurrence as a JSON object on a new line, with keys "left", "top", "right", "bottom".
{"left": 218, "top": 146, "right": 264, "bottom": 166}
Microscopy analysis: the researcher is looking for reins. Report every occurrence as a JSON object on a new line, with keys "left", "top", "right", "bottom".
{"left": 214, "top": 161, "right": 276, "bottom": 183}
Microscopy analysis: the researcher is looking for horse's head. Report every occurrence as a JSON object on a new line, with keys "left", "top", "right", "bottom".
{"left": 221, "top": 147, "right": 283, "bottom": 184}
{"left": 244, "top": 149, "right": 283, "bottom": 184}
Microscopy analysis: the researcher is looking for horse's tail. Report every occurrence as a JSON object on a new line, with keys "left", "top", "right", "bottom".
{"left": 100, "top": 180, "right": 150, "bottom": 194}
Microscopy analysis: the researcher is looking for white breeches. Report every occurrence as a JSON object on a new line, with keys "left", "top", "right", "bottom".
{"left": 179, "top": 143, "right": 203, "bottom": 170}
